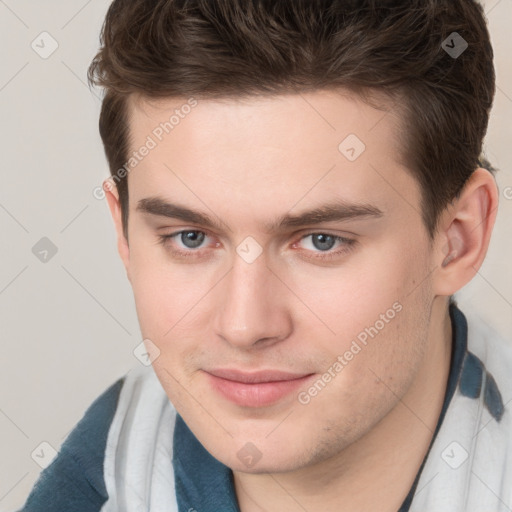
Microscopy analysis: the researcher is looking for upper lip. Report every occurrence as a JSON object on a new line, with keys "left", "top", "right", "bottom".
{"left": 206, "top": 368, "right": 313, "bottom": 384}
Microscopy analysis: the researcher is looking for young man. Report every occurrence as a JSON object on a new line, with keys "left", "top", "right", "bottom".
{"left": 19, "top": 0, "right": 510, "bottom": 511}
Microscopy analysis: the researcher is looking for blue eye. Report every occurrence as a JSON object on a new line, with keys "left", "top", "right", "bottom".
{"left": 178, "top": 230, "right": 206, "bottom": 249}
{"left": 157, "top": 230, "right": 356, "bottom": 262}
{"left": 294, "top": 233, "right": 356, "bottom": 261}
{"left": 302, "top": 233, "right": 338, "bottom": 251}
{"left": 157, "top": 230, "right": 211, "bottom": 258}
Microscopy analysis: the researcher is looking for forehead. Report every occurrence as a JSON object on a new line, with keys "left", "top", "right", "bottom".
{"left": 127, "top": 89, "right": 402, "bottom": 152}
{"left": 124, "top": 90, "right": 421, "bottom": 230}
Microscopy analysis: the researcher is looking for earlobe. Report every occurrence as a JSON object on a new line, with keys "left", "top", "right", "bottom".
{"left": 433, "top": 168, "right": 498, "bottom": 296}
{"left": 104, "top": 179, "right": 131, "bottom": 278}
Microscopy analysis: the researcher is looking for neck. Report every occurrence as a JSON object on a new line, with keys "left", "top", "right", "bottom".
{"left": 234, "top": 298, "right": 453, "bottom": 512}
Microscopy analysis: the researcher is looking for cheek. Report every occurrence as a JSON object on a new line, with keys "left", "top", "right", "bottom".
{"left": 330, "top": 255, "right": 432, "bottom": 392}
{"left": 291, "top": 239, "right": 427, "bottom": 339}
{"left": 127, "top": 239, "right": 210, "bottom": 335}
{"left": 294, "top": 239, "right": 432, "bottom": 400}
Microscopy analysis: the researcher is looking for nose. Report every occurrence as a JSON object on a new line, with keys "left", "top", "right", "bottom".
{"left": 212, "top": 250, "right": 293, "bottom": 350}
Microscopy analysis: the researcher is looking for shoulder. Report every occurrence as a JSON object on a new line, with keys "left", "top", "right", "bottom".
{"left": 461, "top": 307, "right": 512, "bottom": 427}
{"left": 18, "top": 376, "right": 126, "bottom": 512}
{"left": 464, "top": 307, "right": 512, "bottom": 384}
{"left": 100, "top": 364, "right": 180, "bottom": 511}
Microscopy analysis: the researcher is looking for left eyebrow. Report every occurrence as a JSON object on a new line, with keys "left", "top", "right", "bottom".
{"left": 267, "top": 201, "right": 384, "bottom": 232}
{"left": 136, "top": 196, "right": 384, "bottom": 233}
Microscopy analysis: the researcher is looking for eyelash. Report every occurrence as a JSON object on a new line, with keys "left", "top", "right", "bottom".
{"left": 156, "top": 230, "right": 357, "bottom": 262}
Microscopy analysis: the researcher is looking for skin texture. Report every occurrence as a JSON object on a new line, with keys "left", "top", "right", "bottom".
{"left": 105, "top": 90, "right": 498, "bottom": 512}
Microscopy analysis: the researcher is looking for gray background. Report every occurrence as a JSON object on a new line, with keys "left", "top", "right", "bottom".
{"left": 0, "top": 1, "right": 511, "bottom": 510}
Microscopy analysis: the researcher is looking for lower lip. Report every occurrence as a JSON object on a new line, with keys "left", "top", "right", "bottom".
{"left": 205, "top": 372, "right": 315, "bottom": 408}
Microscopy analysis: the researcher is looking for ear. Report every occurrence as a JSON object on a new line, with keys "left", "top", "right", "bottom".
{"left": 104, "top": 179, "right": 131, "bottom": 280}
{"left": 432, "top": 168, "right": 499, "bottom": 296}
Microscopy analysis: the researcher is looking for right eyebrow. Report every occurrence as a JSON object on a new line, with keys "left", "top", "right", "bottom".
{"left": 136, "top": 197, "right": 224, "bottom": 230}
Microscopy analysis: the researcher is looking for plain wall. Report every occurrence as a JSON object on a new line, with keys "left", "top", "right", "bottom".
{"left": 0, "top": 0, "right": 510, "bottom": 510}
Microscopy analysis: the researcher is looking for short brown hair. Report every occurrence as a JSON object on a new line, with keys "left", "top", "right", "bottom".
{"left": 88, "top": 0, "right": 496, "bottom": 241}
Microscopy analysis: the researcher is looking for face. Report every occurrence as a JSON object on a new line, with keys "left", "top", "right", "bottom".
{"left": 113, "top": 90, "right": 437, "bottom": 473}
